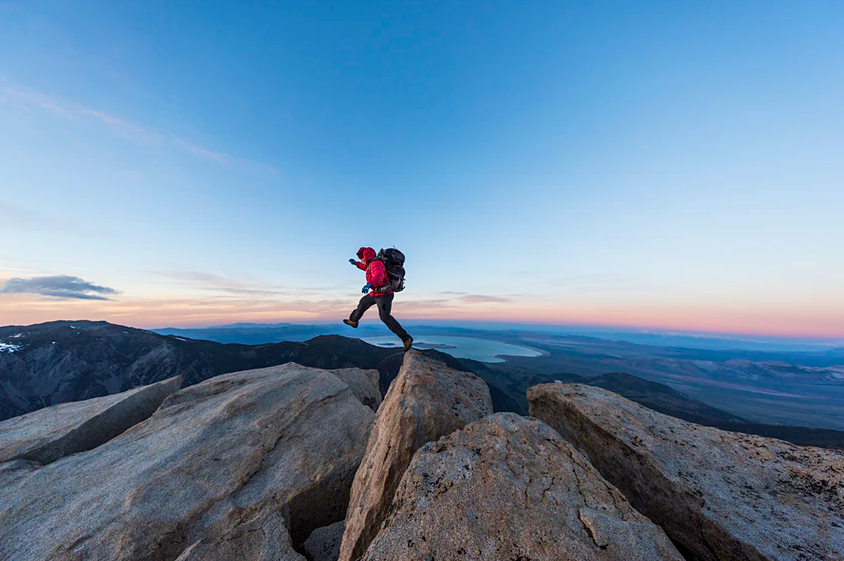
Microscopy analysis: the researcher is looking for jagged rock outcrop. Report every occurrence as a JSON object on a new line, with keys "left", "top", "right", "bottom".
{"left": 303, "top": 521, "right": 345, "bottom": 561}
{"left": 0, "top": 364, "right": 377, "bottom": 561}
{"left": 362, "top": 413, "right": 685, "bottom": 561}
{"left": 528, "top": 383, "right": 844, "bottom": 561}
{"left": 0, "top": 376, "right": 181, "bottom": 465}
{"left": 338, "top": 350, "right": 493, "bottom": 561}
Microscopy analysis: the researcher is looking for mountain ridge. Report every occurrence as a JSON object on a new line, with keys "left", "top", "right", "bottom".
{"left": 1, "top": 346, "right": 841, "bottom": 560}
{"left": 2, "top": 320, "right": 843, "bottom": 449}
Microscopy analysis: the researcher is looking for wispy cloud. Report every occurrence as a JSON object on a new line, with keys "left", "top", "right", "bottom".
{"left": 171, "top": 138, "right": 231, "bottom": 165}
{"left": 0, "top": 275, "right": 120, "bottom": 300}
{"left": 438, "top": 291, "right": 511, "bottom": 303}
{"left": 1, "top": 86, "right": 234, "bottom": 164}
{"left": 152, "top": 271, "right": 292, "bottom": 297}
{"left": 92, "top": 294, "right": 358, "bottom": 327}
{"left": 80, "top": 107, "right": 161, "bottom": 145}
{"left": 456, "top": 294, "right": 511, "bottom": 304}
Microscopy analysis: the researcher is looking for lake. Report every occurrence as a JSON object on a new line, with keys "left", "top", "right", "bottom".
{"left": 362, "top": 335, "right": 543, "bottom": 363}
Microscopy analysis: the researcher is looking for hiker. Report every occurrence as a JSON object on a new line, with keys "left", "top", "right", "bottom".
{"left": 344, "top": 246, "right": 413, "bottom": 352}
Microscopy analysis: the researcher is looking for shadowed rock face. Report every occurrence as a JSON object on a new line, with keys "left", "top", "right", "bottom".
{"left": 303, "top": 521, "right": 345, "bottom": 561}
{"left": 362, "top": 413, "right": 685, "bottom": 561}
{"left": 338, "top": 350, "right": 493, "bottom": 561}
{"left": 0, "top": 364, "right": 377, "bottom": 561}
{"left": 0, "top": 375, "right": 181, "bottom": 465}
{"left": 528, "top": 383, "right": 844, "bottom": 561}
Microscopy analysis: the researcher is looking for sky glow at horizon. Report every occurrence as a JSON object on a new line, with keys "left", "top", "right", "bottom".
{"left": 1, "top": 1, "right": 843, "bottom": 338}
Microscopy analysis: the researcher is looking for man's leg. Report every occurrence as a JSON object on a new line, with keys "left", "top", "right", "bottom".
{"left": 350, "top": 294, "right": 377, "bottom": 323}
{"left": 375, "top": 293, "right": 410, "bottom": 342}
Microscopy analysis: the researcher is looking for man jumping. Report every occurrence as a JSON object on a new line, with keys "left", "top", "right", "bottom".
{"left": 344, "top": 246, "right": 413, "bottom": 352}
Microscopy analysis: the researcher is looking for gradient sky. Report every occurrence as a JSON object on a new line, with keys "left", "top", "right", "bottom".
{"left": 1, "top": 1, "right": 843, "bottom": 337}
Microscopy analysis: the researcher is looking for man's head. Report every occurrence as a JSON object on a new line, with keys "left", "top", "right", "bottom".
{"left": 357, "top": 247, "right": 377, "bottom": 263}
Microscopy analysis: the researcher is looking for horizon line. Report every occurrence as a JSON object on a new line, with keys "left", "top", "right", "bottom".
{"left": 8, "top": 317, "right": 844, "bottom": 345}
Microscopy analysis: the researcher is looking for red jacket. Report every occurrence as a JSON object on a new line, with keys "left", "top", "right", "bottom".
{"left": 355, "top": 247, "right": 392, "bottom": 296}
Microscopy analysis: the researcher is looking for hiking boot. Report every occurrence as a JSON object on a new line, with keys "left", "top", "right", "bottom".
{"left": 403, "top": 336, "right": 413, "bottom": 352}
{"left": 343, "top": 319, "right": 359, "bottom": 328}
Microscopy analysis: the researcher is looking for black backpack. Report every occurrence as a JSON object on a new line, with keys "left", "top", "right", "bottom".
{"left": 376, "top": 248, "right": 406, "bottom": 292}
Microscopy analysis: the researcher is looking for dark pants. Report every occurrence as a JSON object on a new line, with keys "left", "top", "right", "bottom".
{"left": 350, "top": 292, "right": 410, "bottom": 342}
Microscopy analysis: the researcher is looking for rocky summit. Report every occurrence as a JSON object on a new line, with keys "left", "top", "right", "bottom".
{"left": 1, "top": 349, "right": 839, "bottom": 561}
{"left": 528, "top": 382, "right": 844, "bottom": 561}
{"left": 338, "top": 349, "right": 494, "bottom": 561}
{"left": 361, "top": 412, "right": 684, "bottom": 561}
{"left": 0, "top": 363, "right": 377, "bottom": 561}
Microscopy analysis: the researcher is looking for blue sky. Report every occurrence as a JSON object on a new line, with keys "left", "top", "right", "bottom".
{"left": 1, "top": 0, "right": 843, "bottom": 336}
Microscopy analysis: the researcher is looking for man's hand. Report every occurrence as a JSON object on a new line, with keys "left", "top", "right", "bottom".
{"left": 361, "top": 283, "right": 372, "bottom": 293}
{"left": 349, "top": 259, "right": 357, "bottom": 266}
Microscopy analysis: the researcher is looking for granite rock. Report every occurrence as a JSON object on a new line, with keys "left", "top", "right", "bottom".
{"left": 362, "top": 413, "right": 684, "bottom": 561}
{"left": 0, "top": 364, "right": 376, "bottom": 561}
{"left": 529, "top": 383, "right": 844, "bottom": 561}
{"left": 338, "top": 350, "right": 493, "bottom": 561}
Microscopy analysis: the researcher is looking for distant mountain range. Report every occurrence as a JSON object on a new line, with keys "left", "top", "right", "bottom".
{"left": 154, "top": 321, "right": 844, "bottom": 352}
{"left": 155, "top": 322, "right": 363, "bottom": 344}
{"left": 2, "top": 320, "right": 843, "bottom": 449}
{"left": 0, "top": 321, "right": 402, "bottom": 421}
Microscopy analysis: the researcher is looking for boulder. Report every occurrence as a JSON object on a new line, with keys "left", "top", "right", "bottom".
{"left": 176, "top": 505, "right": 305, "bottom": 561}
{"left": 362, "top": 413, "right": 684, "bottom": 561}
{"left": 338, "top": 350, "right": 493, "bottom": 561}
{"left": 0, "top": 375, "right": 181, "bottom": 465}
{"left": 528, "top": 383, "right": 844, "bottom": 561}
{"left": 0, "top": 364, "right": 376, "bottom": 561}
{"left": 331, "top": 368, "right": 381, "bottom": 412}
{"left": 174, "top": 505, "right": 303, "bottom": 561}
{"left": 302, "top": 521, "right": 345, "bottom": 561}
